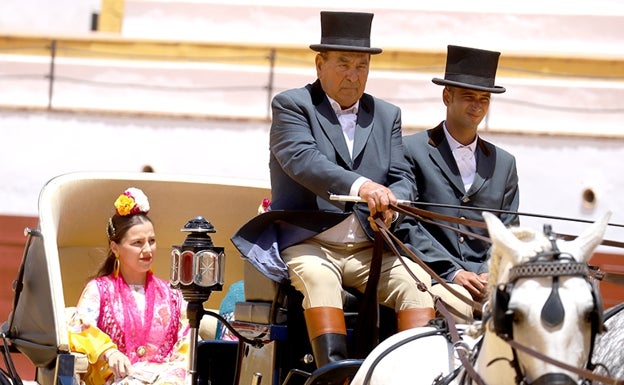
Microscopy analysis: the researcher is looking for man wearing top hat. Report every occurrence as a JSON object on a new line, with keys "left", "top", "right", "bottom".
{"left": 397, "top": 45, "right": 520, "bottom": 311}
{"left": 231, "top": 11, "right": 435, "bottom": 370}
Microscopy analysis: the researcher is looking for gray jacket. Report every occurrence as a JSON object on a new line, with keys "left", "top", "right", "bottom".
{"left": 396, "top": 123, "right": 519, "bottom": 281}
{"left": 231, "top": 79, "right": 416, "bottom": 282}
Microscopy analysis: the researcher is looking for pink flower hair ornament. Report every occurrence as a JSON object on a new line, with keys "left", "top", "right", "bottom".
{"left": 114, "top": 187, "right": 150, "bottom": 216}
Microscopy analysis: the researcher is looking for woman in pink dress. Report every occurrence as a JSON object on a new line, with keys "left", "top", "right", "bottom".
{"left": 70, "top": 187, "right": 189, "bottom": 385}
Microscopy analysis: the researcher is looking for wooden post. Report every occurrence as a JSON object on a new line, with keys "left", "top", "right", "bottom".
{"left": 98, "top": 0, "right": 125, "bottom": 33}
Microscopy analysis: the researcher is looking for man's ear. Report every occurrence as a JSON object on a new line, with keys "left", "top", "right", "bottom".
{"left": 315, "top": 54, "right": 324, "bottom": 77}
{"left": 442, "top": 87, "right": 452, "bottom": 106}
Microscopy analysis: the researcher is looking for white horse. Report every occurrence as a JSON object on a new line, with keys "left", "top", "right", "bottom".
{"left": 350, "top": 211, "right": 611, "bottom": 385}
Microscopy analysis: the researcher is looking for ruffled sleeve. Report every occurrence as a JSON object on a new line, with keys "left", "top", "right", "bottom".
{"left": 76, "top": 279, "right": 102, "bottom": 326}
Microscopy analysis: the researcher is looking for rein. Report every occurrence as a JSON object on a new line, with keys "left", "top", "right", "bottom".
{"left": 367, "top": 216, "right": 487, "bottom": 384}
{"left": 398, "top": 200, "right": 624, "bottom": 250}
{"left": 502, "top": 338, "right": 624, "bottom": 385}
{"left": 330, "top": 194, "right": 624, "bottom": 249}
{"left": 358, "top": 201, "right": 624, "bottom": 385}
{"left": 391, "top": 201, "right": 624, "bottom": 285}
{"left": 374, "top": 215, "right": 480, "bottom": 316}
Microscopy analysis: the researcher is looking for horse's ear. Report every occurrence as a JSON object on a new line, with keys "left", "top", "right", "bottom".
{"left": 483, "top": 211, "right": 524, "bottom": 263}
{"left": 562, "top": 211, "right": 611, "bottom": 263}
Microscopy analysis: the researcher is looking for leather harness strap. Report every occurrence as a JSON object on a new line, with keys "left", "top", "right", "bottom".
{"left": 376, "top": 221, "right": 480, "bottom": 317}
{"left": 330, "top": 194, "right": 624, "bottom": 248}
{"left": 352, "top": 223, "right": 384, "bottom": 358}
{"left": 503, "top": 337, "right": 624, "bottom": 385}
{"left": 436, "top": 299, "right": 487, "bottom": 385}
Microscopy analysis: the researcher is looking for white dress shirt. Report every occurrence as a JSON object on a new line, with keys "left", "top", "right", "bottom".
{"left": 443, "top": 122, "right": 478, "bottom": 280}
{"left": 314, "top": 97, "right": 369, "bottom": 244}
{"left": 443, "top": 122, "right": 477, "bottom": 192}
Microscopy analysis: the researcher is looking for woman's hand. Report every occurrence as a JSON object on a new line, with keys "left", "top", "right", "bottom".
{"left": 103, "top": 349, "right": 132, "bottom": 380}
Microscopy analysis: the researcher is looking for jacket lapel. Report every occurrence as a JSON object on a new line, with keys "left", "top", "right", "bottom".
{"left": 427, "top": 123, "right": 466, "bottom": 193}
{"left": 352, "top": 94, "right": 374, "bottom": 161}
{"left": 311, "top": 80, "right": 353, "bottom": 167}
{"left": 466, "top": 138, "right": 494, "bottom": 195}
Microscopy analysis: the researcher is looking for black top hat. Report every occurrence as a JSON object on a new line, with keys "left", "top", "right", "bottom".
{"left": 309, "top": 11, "right": 382, "bottom": 55}
{"left": 432, "top": 45, "right": 505, "bottom": 93}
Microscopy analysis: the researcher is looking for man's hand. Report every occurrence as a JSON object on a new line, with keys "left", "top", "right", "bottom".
{"left": 453, "top": 271, "right": 489, "bottom": 301}
{"left": 359, "top": 180, "right": 396, "bottom": 229}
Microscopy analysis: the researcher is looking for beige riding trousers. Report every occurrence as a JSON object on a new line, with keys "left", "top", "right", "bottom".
{"left": 282, "top": 237, "right": 435, "bottom": 312}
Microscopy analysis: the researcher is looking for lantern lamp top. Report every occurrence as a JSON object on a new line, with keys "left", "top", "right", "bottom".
{"left": 181, "top": 216, "right": 216, "bottom": 233}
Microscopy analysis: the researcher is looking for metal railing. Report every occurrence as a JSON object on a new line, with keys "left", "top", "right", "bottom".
{"left": 1, "top": 37, "right": 624, "bottom": 128}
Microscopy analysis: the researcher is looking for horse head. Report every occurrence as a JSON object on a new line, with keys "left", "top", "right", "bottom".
{"left": 482, "top": 211, "right": 610, "bottom": 384}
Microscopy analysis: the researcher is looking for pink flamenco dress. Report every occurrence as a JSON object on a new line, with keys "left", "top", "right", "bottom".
{"left": 69, "top": 271, "right": 190, "bottom": 385}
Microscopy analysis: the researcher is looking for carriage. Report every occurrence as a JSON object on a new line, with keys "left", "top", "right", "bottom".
{"left": 1, "top": 172, "right": 623, "bottom": 385}
{"left": 0, "top": 171, "right": 367, "bottom": 385}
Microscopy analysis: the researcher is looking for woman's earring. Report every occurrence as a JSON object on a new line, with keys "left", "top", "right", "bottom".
{"left": 113, "top": 253, "right": 120, "bottom": 278}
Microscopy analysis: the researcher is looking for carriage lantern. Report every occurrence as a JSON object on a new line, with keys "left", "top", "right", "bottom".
{"left": 170, "top": 216, "right": 225, "bottom": 384}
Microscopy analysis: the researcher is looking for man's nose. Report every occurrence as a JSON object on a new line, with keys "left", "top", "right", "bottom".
{"left": 345, "top": 67, "right": 359, "bottom": 81}
{"left": 470, "top": 101, "right": 483, "bottom": 111}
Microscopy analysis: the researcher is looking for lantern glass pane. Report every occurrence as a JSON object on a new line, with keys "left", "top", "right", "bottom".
{"left": 194, "top": 250, "right": 221, "bottom": 287}
{"left": 169, "top": 249, "right": 180, "bottom": 285}
{"left": 180, "top": 250, "right": 195, "bottom": 285}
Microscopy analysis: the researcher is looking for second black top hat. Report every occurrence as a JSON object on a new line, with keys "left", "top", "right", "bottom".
{"left": 432, "top": 45, "right": 505, "bottom": 93}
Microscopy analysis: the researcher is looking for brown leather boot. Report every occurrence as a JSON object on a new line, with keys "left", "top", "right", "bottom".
{"left": 396, "top": 307, "right": 435, "bottom": 331}
{"left": 304, "top": 306, "right": 348, "bottom": 368}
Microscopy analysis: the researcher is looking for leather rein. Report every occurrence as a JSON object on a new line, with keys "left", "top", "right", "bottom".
{"left": 360, "top": 202, "right": 624, "bottom": 385}
{"left": 393, "top": 203, "right": 624, "bottom": 283}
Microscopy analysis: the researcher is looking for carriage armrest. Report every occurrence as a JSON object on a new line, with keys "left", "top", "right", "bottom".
{"left": 243, "top": 261, "right": 280, "bottom": 302}
{"left": 235, "top": 261, "right": 284, "bottom": 325}
{"left": 234, "top": 301, "right": 273, "bottom": 324}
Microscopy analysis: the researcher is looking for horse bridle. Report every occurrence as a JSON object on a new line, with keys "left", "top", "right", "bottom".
{"left": 491, "top": 227, "right": 603, "bottom": 338}
{"left": 488, "top": 227, "right": 606, "bottom": 384}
